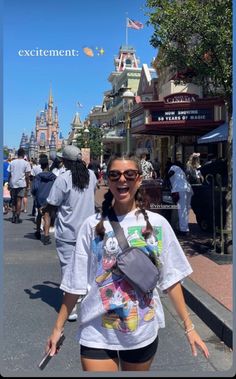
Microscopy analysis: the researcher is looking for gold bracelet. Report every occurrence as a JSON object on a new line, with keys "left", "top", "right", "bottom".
{"left": 184, "top": 323, "right": 195, "bottom": 335}
{"left": 181, "top": 312, "right": 190, "bottom": 325}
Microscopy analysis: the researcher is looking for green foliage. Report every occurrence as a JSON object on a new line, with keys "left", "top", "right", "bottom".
{"left": 145, "top": 0, "right": 233, "bottom": 249}
{"left": 76, "top": 127, "right": 103, "bottom": 157}
{"left": 3, "top": 146, "right": 9, "bottom": 158}
{"left": 145, "top": 0, "right": 232, "bottom": 112}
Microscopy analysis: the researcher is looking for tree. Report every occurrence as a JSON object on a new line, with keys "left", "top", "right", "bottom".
{"left": 145, "top": 0, "right": 232, "bottom": 253}
{"left": 76, "top": 126, "right": 103, "bottom": 159}
{"left": 3, "top": 146, "right": 9, "bottom": 158}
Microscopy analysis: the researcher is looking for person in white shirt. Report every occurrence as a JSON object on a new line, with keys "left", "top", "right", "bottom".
{"left": 7, "top": 148, "right": 31, "bottom": 223}
{"left": 29, "top": 158, "right": 42, "bottom": 217}
{"left": 44, "top": 154, "right": 209, "bottom": 372}
{"left": 42, "top": 145, "right": 97, "bottom": 320}
{"left": 140, "top": 153, "right": 154, "bottom": 180}
{"left": 168, "top": 162, "right": 193, "bottom": 235}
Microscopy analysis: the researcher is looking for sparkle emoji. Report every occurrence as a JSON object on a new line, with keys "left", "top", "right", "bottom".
{"left": 95, "top": 47, "right": 105, "bottom": 56}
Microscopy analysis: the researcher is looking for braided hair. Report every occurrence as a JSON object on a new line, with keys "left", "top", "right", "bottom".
{"left": 95, "top": 154, "right": 153, "bottom": 239}
{"left": 63, "top": 159, "right": 90, "bottom": 191}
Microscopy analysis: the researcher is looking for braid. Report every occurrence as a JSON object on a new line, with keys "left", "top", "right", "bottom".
{"left": 95, "top": 189, "right": 114, "bottom": 238}
{"left": 140, "top": 209, "right": 153, "bottom": 238}
{"left": 135, "top": 188, "right": 153, "bottom": 238}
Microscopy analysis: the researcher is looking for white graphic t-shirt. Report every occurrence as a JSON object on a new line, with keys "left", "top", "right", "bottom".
{"left": 61, "top": 209, "right": 192, "bottom": 350}
{"left": 141, "top": 159, "right": 154, "bottom": 180}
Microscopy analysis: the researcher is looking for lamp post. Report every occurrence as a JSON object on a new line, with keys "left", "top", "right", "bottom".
{"left": 83, "top": 126, "right": 90, "bottom": 148}
{"left": 122, "top": 89, "right": 134, "bottom": 154}
{"left": 82, "top": 126, "right": 90, "bottom": 166}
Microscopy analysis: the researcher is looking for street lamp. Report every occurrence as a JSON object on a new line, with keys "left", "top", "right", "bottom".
{"left": 82, "top": 125, "right": 90, "bottom": 166}
{"left": 122, "top": 89, "right": 134, "bottom": 154}
{"left": 83, "top": 126, "right": 90, "bottom": 148}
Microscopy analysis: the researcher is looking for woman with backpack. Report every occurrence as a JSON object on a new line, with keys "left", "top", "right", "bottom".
{"left": 43, "top": 154, "right": 209, "bottom": 371}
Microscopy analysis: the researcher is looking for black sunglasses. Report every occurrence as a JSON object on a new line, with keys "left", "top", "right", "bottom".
{"left": 107, "top": 170, "right": 140, "bottom": 181}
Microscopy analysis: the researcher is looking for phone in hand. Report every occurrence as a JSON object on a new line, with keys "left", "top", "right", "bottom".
{"left": 38, "top": 333, "right": 65, "bottom": 370}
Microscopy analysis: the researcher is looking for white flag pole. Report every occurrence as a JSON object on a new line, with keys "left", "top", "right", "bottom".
{"left": 126, "top": 15, "right": 128, "bottom": 45}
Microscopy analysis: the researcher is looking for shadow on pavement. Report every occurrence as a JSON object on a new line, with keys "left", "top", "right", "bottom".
{"left": 179, "top": 223, "right": 232, "bottom": 265}
{"left": 24, "top": 281, "right": 63, "bottom": 312}
{"left": 23, "top": 232, "right": 40, "bottom": 240}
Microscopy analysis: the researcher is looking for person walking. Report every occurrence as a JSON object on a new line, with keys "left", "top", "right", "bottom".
{"left": 41, "top": 145, "right": 97, "bottom": 320}
{"left": 21, "top": 156, "right": 31, "bottom": 214}
{"left": 3, "top": 156, "right": 10, "bottom": 185}
{"left": 152, "top": 157, "right": 161, "bottom": 179}
{"left": 185, "top": 153, "right": 203, "bottom": 185}
{"left": 168, "top": 161, "right": 193, "bottom": 236}
{"left": 48, "top": 153, "right": 65, "bottom": 232}
{"left": 44, "top": 153, "right": 209, "bottom": 372}
{"left": 140, "top": 153, "right": 154, "bottom": 180}
{"left": 88, "top": 156, "right": 101, "bottom": 188}
{"left": 29, "top": 158, "right": 42, "bottom": 217}
{"left": 3, "top": 181, "right": 11, "bottom": 214}
{"left": 49, "top": 155, "right": 66, "bottom": 177}
{"left": 7, "top": 148, "right": 31, "bottom": 224}
{"left": 31, "top": 156, "right": 57, "bottom": 245}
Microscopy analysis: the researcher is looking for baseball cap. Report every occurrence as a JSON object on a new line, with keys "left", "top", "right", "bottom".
{"left": 57, "top": 145, "right": 82, "bottom": 161}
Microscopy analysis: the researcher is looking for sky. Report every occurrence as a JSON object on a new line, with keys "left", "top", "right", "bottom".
{"left": 3, "top": 0, "right": 157, "bottom": 149}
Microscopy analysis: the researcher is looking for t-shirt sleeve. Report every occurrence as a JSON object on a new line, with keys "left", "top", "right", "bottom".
{"left": 60, "top": 219, "right": 92, "bottom": 294}
{"left": 156, "top": 221, "right": 193, "bottom": 292}
{"left": 46, "top": 176, "right": 64, "bottom": 206}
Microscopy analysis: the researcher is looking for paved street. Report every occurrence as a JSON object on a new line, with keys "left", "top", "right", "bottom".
{"left": 1, "top": 195, "right": 233, "bottom": 377}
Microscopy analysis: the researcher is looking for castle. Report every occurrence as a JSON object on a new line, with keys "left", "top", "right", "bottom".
{"left": 19, "top": 88, "right": 63, "bottom": 159}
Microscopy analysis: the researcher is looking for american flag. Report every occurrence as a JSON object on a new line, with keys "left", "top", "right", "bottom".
{"left": 127, "top": 18, "right": 144, "bottom": 30}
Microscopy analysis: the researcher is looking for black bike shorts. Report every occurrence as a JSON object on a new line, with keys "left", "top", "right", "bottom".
{"left": 80, "top": 335, "right": 159, "bottom": 363}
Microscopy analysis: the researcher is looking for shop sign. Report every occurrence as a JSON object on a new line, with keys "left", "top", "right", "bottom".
{"left": 151, "top": 108, "right": 213, "bottom": 122}
{"left": 164, "top": 93, "right": 199, "bottom": 103}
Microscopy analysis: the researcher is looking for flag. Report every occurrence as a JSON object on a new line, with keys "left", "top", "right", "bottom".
{"left": 127, "top": 18, "right": 144, "bottom": 30}
{"left": 77, "top": 101, "right": 83, "bottom": 108}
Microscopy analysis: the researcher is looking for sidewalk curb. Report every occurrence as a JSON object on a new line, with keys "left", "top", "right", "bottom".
{"left": 182, "top": 278, "right": 233, "bottom": 349}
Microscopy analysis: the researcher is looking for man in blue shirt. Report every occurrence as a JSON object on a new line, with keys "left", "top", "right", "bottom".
{"left": 3, "top": 157, "right": 10, "bottom": 185}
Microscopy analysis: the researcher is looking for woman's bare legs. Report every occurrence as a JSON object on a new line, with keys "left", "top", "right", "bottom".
{"left": 81, "top": 357, "right": 119, "bottom": 371}
{"left": 120, "top": 356, "right": 154, "bottom": 371}
{"left": 43, "top": 211, "right": 51, "bottom": 244}
{"left": 43, "top": 211, "right": 51, "bottom": 237}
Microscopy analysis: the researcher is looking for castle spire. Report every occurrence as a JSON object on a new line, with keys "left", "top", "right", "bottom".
{"left": 49, "top": 85, "right": 53, "bottom": 106}
{"left": 48, "top": 85, "right": 53, "bottom": 124}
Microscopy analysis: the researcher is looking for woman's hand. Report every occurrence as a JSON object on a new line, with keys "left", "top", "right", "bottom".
{"left": 186, "top": 328, "right": 210, "bottom": 358}
{"left": 167, "top": 282, "right": 210, "bottom": 360}
{"left": 45, "top": 328, "right": 64, "bottom": 357}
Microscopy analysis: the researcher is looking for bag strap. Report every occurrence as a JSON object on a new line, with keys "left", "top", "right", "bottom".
{"left": 107, "top": 208, "right": 129, "bottom": 251}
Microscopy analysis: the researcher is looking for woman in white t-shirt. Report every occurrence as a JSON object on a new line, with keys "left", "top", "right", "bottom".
{"left": 44, "top": 154, "right": 209, "bottom": 372}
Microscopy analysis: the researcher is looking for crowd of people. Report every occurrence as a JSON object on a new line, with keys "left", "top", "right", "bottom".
{"left": 3, "top": 146, "right": 215, "bottom": 372}
{"left": 3, "top": 149, "right": 227, "bottom": 240}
